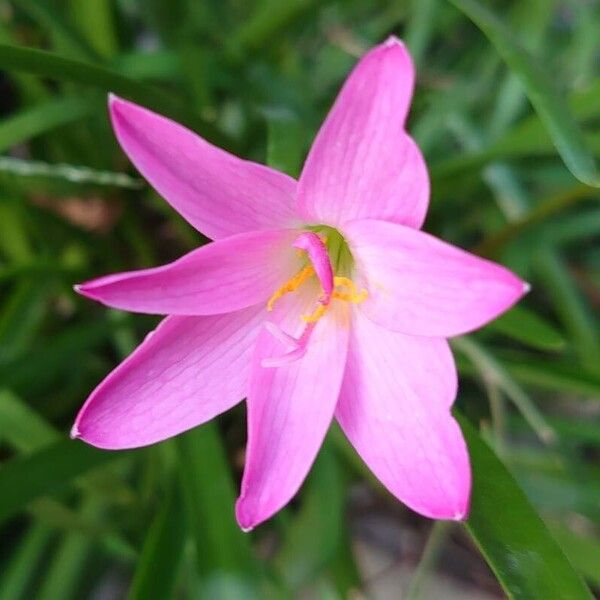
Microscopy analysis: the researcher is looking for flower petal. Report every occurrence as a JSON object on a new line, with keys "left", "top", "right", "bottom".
{"left": 76, "top": 229, "right": 300, "bottom": 315}
{"left": 72, "top": 305, "right": 264, "bottom": 449}
{"left": 236, "top": 287, "right": 350, "bottom": 530}
{"left": 336, "top": 311, "right": 470, "bottom": 519}
{"left": 297, "top": 37, "right": 428, "bottom": 229}
{"left": 344, "top": 219, "right": 528, "bottom": 337}
{"left": 109, "top": 95, "right": 298, "bottom": 239}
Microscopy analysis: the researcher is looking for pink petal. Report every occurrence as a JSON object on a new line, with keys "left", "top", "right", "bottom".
{"left": 297, "top": 37, "right": 428, "bottom": 229}
{"left": 76, "top": 228, "right": 300, "bottom": 315}
{"left": 72, "top": 305, "right": 265, "bottom": 449}
{"left": 344, "top": 219, "right": 528, "bottom": 337}
{"left": 236, "top": 286, "right": 350, "bottom": 530}
{"left": 336, "top": 310, "right": 470, "bottom": 519}
{"left": 109, "top": 95, "right": 299, "bottom": 239}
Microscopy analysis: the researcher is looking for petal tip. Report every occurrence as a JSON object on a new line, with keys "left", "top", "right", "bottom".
{"left": 73, "top": 281, "right": 100, "bottom": 302}
{"left": 523, "top": 281, "right": 532, "bottom": 294}
{"left": 451, "top": 507, "right": 469, "bottom": 521}
{"left": 70, "top": 423, "right": 80, "bottom": 440}
{"left": 235, "top": 500, "right": 256, "bottom": 532}
{"left": 383, "top": 35, "right": 404, "bottom": 48}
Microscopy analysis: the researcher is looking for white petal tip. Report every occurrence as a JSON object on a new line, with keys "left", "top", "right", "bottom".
{"left": 523, "top": 281, "right": 532, "bottom": 294}
{"left": 70, "top": 424, "right": 80, "bottom": 439}
{"left": 240, "top": 525, "right": 253, "bottom": 533}
{"left": 383, "top": 35, "right": 404, "bottom": 48}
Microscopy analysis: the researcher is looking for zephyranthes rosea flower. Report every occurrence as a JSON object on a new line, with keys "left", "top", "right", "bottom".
{"left": 73, "top": 37, "right": 527, "bottom": 530}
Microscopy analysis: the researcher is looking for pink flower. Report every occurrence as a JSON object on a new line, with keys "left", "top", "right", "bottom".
{"left": 73, "top": 37, "right": 527, "bottom": 530}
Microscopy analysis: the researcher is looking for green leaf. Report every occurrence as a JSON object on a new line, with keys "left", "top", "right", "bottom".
{"left": 0, "top": 96, "right": 97, "bottom": 153}
{"left": 0, "top": 522, "right": 53, "bottom": 600}
{"left": 477, "top": 354, "right": 600, "bottom": 398}
{"left": 534, "top": 248, "right": 600, "bottom": 373}
{"left": 549, "top": 524, "right": 600, "bottom": 587}
{"left": 0, "top": 440, "right": 126, "bottom": 524}
{"left": 276, "top": 446, "right": 344, "bottom": 590}
{"left": 453, "top": 337, "right": 556, "bottom": 443}
{"left": 37, "top": 499, "right": 103, "bottom": 600}
{"left": 0, "top": 389, "right": 58, "bottom": 452}
{"left": 0, "top": 279, "right": 49, "bottom": 364}
{"left": 486, "top": 305, "right": 566, "bottom": 351}
{"left": 68, "top": 0, "right": 118, "bottom": 59}
{"left": 229, "top": 0, "right": 318, "bottom": 53}
{"left": 266, "top": 111, "right": 306, "bottom": 178}
{"left": 175, "top": 424, "right": 262, "bottom": 598}
{"left": 128, "top": 488, "right": 186, "bottom": 600}
{"left": 0, "top": 44, "right": 227, "bottom": 147}
{"left": 448, "top": 0, "right": 600, "bottom": 187}
{"left": 458, "top": 415, "right": 593, "bottom": 599}
{"left": 11, "top": 0, "right": 96, "bottom": 59}
{"left": 0, "top": 317, "right": 131, "bottom": 396}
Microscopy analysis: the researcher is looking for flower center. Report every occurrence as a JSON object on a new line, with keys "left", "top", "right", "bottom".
{"left": 266, "top": 231, "right": 366, "bottom": 323}
{"left": 262, "top": 230, "right": 366, "bottom": 368}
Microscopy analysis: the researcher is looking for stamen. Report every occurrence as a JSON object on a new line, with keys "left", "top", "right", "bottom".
{"left": 332, "top": 276, "right": 368, "bottom": 304}
{"left": 301, "top": 303, "right": 327, "bottom": 323}
{"left": 267, "top": 265, "right": 314, "bottom": 312}
{"left": 262, "top": 230, "right": 368, "bottom": 368}
{"left": 261, "top": 321, "right": 316, "bottom": 368}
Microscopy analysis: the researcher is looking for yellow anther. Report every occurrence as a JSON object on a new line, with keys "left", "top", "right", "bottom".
{"left": 332, "top": 289, "right": 368, "bottom": 303}
{"left": 301, "top": 303, "right": 327, "bottom": 323}
{"left": 267, "top": 265, "right": 315, "bottom": 311}
{"left": 333, "top": 276, "right": 368, "bottom": 304}
{"left": 302, "top": 277, "right": 367, "bottom": 323}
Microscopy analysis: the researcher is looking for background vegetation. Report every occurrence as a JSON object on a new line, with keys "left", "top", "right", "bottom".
{"left": 0, "top": 0, "right": 598, "bottom": 598}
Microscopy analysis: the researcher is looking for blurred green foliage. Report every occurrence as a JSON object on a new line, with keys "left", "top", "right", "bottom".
{"left": 0, "top": 0, "right": 598, "bottom": 598}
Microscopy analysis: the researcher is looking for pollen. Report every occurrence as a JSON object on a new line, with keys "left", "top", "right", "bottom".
{"left": 332, "top": 276, "right": 368, "bottom": 304}
{"left": 267, "top": 265, "right": 315, "bottom": 312}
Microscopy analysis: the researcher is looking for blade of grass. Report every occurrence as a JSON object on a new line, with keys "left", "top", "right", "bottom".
{"left": 275, "top": 446, "right": 344, "bottom": 590}
{"left": 0, "top": 156, "right": 143, "bottom": 189}
{"left": 534, "top": 248, "right": 600, "bottom": 373}
{"left": 457, "top": 352, "right": 600, "bottom": 398}
{"left": 0, "top": 96, "right": 97, "bottom": 153}
{"left": 11, "top": 0, "right": 96, "bottom": 59}
{"left": 0, "top": 44, "right": 229, "bottom": 147}
{"left": 484, "top": 305, "right": 566, "bottom": 351}
{"left": 458, "top": 414, "right": 593, "bottom": 599}
{"left": 266, "top": 111, "right": 305, "bottom": 178}
{"left": 474, "top": 184, "right": 594, "bottom": 258}
{"left": 0, "top": 440, "right": 129, "bottom": 524}
{"left": 549, "top": 524, "right": 600, "bottom": 587}
{"left": 0, "top": 522, "right": 53, "bottom": 600}
{"left": 0, "top": 279, "right": 50, "bottom": 364}
{"left": 405, "top": 521, "right": 452, "bottom": 600}
{"left": 0, "top": 201, "right": 33, "bottom": 262}
{"left": 0, "top": 389, "right": 58, "bottom": 452}
{"left": 453, "top": 337, "right": 556, "bottom": 443}
{"left": 128, "top": 487, "right": 186, "bottom": 600}
{"left": 175, "top": 424, "right": 262, "bottom": 597}
{"left": 68, "top": 0, "right": 118, "bottom": 58}
{"left": 448, "top": 0, "right": 600, "bottom": 187}
{"left": 37, "top": 498, "right": 103, "bottom": 600}
{"left": 405, "top": 0, "right": 440, "bottom": 65}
